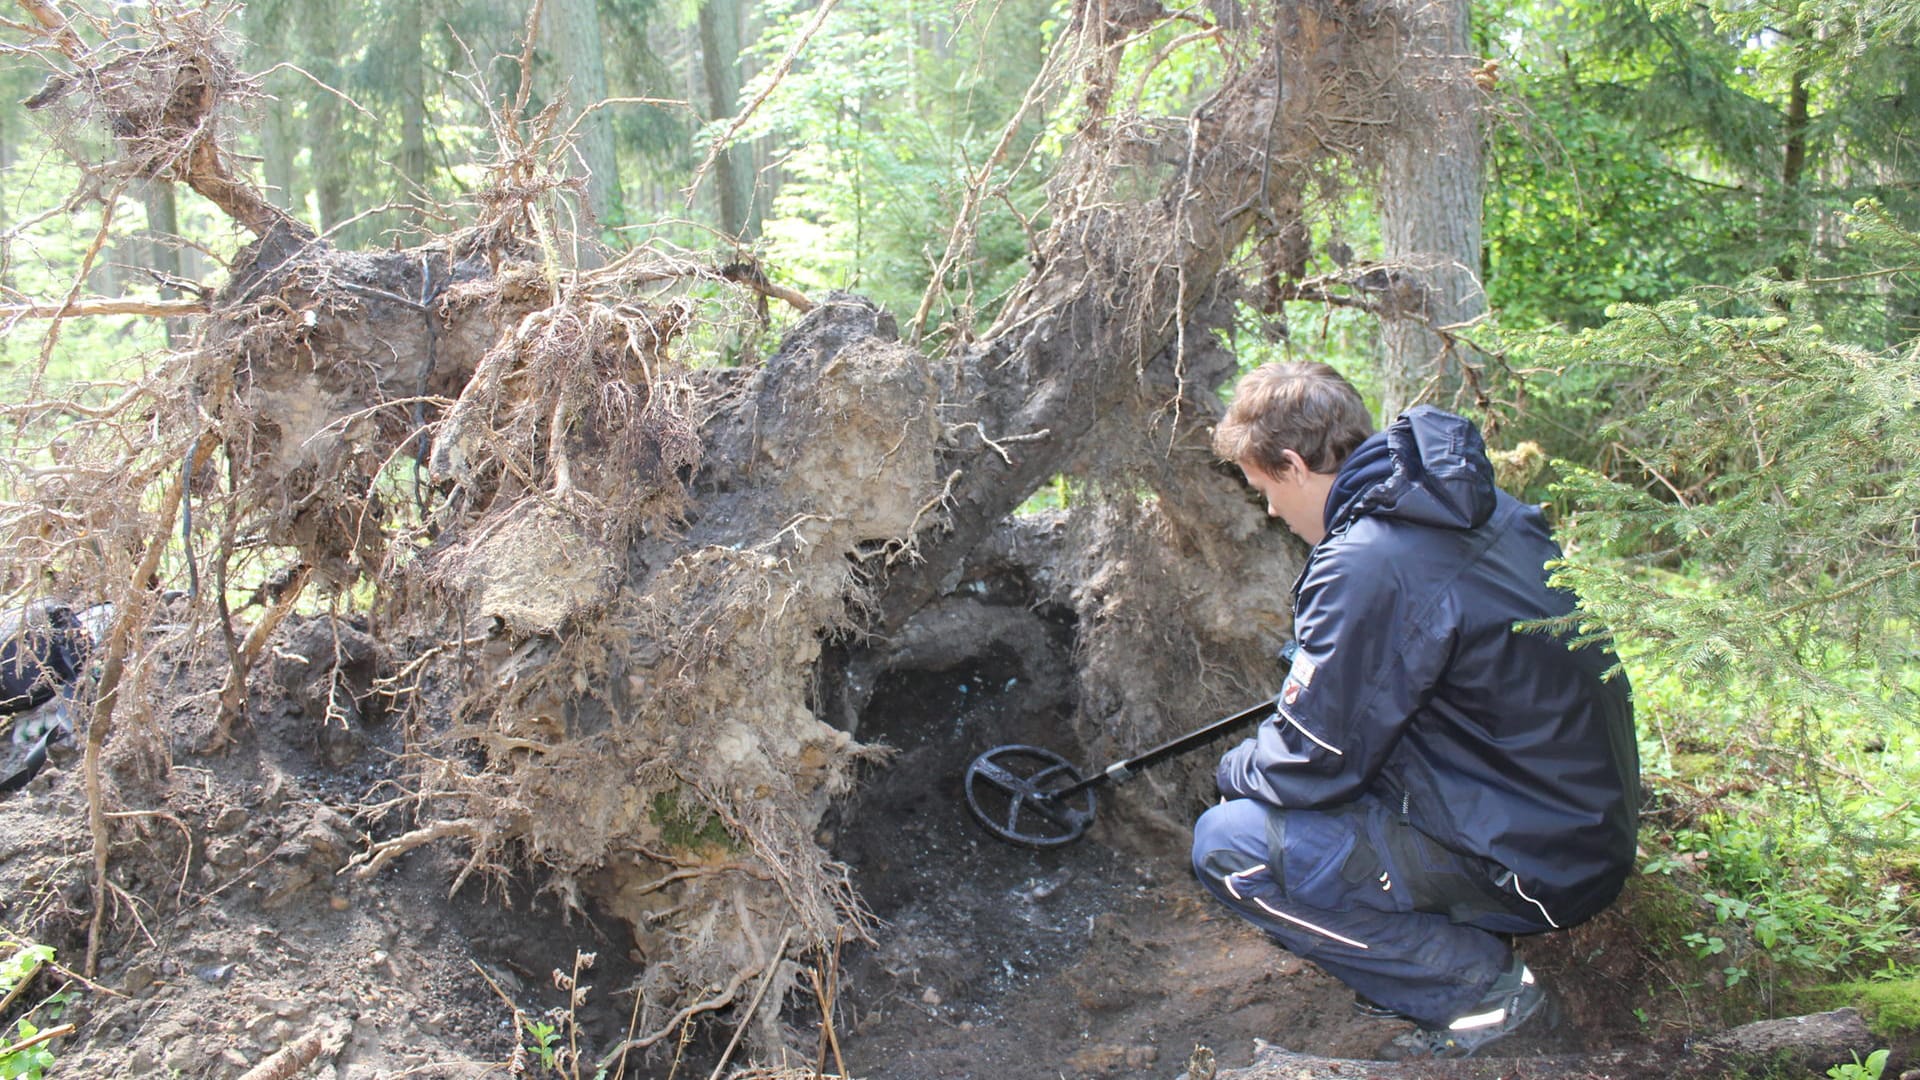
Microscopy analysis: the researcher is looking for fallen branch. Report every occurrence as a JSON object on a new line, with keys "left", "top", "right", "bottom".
{"left": 235, "top": 1017, "right": 351, "bottom": 1080}
{"left": 1216, "top": 1009, "right": 1878, "bottom": 1080}
{"left": 0, "top": 298, "right": 211, "bottom": 320}
{"left": 0, "top": 1022, "right": 74, "bottom": 1061}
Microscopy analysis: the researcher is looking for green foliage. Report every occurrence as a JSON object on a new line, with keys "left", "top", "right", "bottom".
{"left": 523, "top": 1017, "right": 562, "bottom": 1070}
{"left": 1478, "top": 0, "right": 1920, "bottom": 332}
{"left": 1528, "top": 221, "right": 1919, "bottom": 711}
{"left": 0, "top": 1020, "right": 56, "bottom": 1080}
{"left": 0, "top": 939, "right": 67, "bottom": 1080}
{"left": 1516, "top": 201, "right": 1920, "bottom": 997}
{"left": 1826, "top": 1048, "right": 1889, "bottom": 1080}
{"left": 743, "top": 0, "right": 1063, "bottom": 328}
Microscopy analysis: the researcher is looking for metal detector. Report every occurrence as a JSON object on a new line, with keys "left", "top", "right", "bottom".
{"left": 962, "top": 698, "right": 1278, "bottom": 847}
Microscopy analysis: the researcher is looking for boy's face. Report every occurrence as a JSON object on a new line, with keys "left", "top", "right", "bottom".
{"left": 1240, "top": 456, "right": 1329, "bottom": 544}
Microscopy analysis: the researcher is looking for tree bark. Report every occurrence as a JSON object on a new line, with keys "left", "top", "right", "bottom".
{"left": 246, "top": 0, "right": 298, "bottom": 212}
{"left": 141, "top": 180, "right": 187, "bottom": 346}
{"left": 698, "top": 0, "right": 760, "bottom": 241}
{"left": 1376, "top": 0, "right": 1483, "bottom": 419}
{"left": 395, "top": 0, "right": 430, "bottom": 228}
{"left": 540, "top": 0, "right": 621, "bottom": 232}
{"left": 302, "top": 1, "right": 348, "bottom": 235}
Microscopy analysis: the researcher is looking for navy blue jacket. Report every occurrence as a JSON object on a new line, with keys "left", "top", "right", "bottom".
{"left": 1217, "top": 407, "right": 1639, "bottom": 928}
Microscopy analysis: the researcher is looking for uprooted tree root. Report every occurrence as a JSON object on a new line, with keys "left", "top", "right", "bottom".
{"left": 3, "top": 2, "right": 932, "bottom": 1049}
{"left": 0, "top": 0, "right": 1602, "bottom": 1070}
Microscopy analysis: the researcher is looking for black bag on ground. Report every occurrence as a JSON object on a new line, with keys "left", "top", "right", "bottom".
{"left": 0, "top": 603, "right": 88, "bottom": 716}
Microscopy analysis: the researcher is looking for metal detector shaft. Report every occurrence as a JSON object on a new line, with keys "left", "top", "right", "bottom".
{"left": 1044, "top": 698, "right": 1277, "bottom": 803}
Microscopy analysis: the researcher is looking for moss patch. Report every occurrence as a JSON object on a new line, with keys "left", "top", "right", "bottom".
{"left": 1811, "top": 977, "right": 1920, "bottom": 1039}
{"left": 649, "top": 788, "right": 737, "bottom": 854}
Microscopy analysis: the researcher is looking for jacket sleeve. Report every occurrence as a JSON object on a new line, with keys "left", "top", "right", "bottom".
{"left": 1216, "top": 537, "right": 1453, "bottom": 807}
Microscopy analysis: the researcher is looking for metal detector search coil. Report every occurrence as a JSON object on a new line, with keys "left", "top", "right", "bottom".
{"left": 962, "top": 697, "right": 1279, "bottom": 847}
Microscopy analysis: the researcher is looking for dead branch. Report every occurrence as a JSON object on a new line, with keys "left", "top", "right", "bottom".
{"left": 0, "top": 297, "right": 210, "bottom": 319}
{"left": 15, "top": 0, "right": 306, "bottom": 239}
{"left": 210, "top": 563, "right": 313, "bottom": 751}
{"left": 1218, "top": 1009, "right": 1876, "bottom": 1080}
{"left": 0, "top": 1023, "right": 75, "bottom": 1061}
{"left": 84, "top": 429, "right": 219, "bottom": 976}
{"left": 910, "top": 28, "right": 1070, "bottom": 341}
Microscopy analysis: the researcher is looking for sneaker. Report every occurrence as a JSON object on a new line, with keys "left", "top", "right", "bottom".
{"left": 1384, "top": 959, "right": 1551, "bottom": 1060}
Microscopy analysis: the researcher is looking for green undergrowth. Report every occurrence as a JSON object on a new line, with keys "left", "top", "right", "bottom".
{"left": 1625, "top": 627, "right": 1920, "bottom": 1021}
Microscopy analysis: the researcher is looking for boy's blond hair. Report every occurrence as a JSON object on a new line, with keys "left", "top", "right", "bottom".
{"left": 1213, "top": 362, "right": 1374, "bottom": 475}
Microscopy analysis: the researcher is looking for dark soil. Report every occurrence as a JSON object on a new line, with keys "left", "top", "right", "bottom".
{"left": 819, "top": 651, "right": 1636, "bottom": 1079}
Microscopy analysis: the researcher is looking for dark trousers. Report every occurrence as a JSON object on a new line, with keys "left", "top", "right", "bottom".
{"left": 1190, "top": 795, "right": 1556, "bottom": 1027}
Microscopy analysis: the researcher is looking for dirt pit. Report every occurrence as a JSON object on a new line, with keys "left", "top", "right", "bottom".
{"left": 821, "top": 649, "right": 1609, "bottom": 1079}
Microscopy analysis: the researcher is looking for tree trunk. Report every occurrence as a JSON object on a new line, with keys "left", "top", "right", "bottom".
{"left": 302, "top": 1, "right": 348, "bottom": 234}
{"left": 246, "top": 0, "right": 297, "bottom": 212}
{"left": 698, "top": 0, "right": 759, "bottom": 241}
{"left": 1376, "top": 0, "right": 1483, "bottom": 420}
{"left": 141, "top": 181, "right": 186, "bottom": 346}
{"left": 395, "top": 0, "right": 429, "bottom": 229}
{"left": 1777, "top": 63, "right": 1810, "bottom": 284}
{"left": 540, "top": 0, "right": 621, "bottom": 233}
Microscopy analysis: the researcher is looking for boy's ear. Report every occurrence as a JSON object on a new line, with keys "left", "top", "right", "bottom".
{"left": 1276, "top": 448, "right": 1307, "bottom": 478}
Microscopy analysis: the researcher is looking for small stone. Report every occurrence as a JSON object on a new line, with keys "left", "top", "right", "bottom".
{"left": 206, "top": 837, "right": 246, "bottom": 868}
{"left": 329, "top": 894, "right": 351, "bottom": 911}
{"left": 220, "top": 1047, "right": 251, "bottom": 1069}
{"left": 920, "top": 986, "right": 941, "bottom": 1006}
{"left": 194, "top": 963, "right": 235, "bottom": 984}
{"left": 122, "top": 963, "right": 156, "bottom": 995}
{"left": 164, "top": 1041, "right": 210, "bottom": 1073}
{"left": 212, "top": 806, "right": 249, "bottom": 833}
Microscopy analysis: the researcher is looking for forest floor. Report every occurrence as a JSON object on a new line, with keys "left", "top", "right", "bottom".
{"left": 0, "top": 615, "right": 1777, "bottom": 1079}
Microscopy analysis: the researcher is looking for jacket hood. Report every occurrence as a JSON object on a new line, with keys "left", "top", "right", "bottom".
{"left": 1325, "top": 406, "right": 1496, "bottom": 534}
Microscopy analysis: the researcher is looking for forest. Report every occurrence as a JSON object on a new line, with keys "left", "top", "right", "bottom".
{"left": 0, "top": 0, "right": 1914, "bottom": 1077}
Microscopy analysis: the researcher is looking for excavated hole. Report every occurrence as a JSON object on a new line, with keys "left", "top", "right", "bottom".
{"left": 820, "top": 597, "right": 1206, "bottom": 1077}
